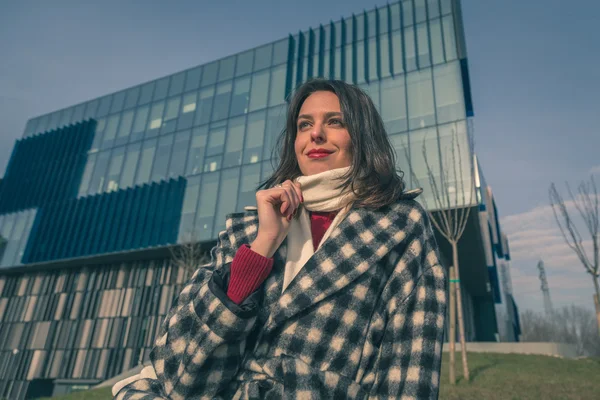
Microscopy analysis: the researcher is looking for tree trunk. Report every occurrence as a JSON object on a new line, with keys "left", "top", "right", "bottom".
{"left": 452, "top": 241, "right": 470, "bottom": 382}
{"left": 593, "top": 274, "right": 600, "bottom": 336}
{"left": 449, "top": 265, "right": 456, "bottom": 385}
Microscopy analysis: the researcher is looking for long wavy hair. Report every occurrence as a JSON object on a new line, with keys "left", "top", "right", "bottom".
{"left": 260, "top": 78, "right": 405, "bottom": 209}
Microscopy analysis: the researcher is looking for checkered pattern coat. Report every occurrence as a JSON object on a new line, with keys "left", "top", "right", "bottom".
{"left": 114, "top": 196, "right": 447, "bottom": 400}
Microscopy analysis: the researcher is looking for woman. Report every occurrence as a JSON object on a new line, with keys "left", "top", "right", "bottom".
{"left": 114, "top": 79, "right": 447, "bottom": 399}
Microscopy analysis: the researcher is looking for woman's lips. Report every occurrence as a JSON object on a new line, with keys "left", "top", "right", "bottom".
{"left": 307, "top": 151, "right": 332, "bottom": 159}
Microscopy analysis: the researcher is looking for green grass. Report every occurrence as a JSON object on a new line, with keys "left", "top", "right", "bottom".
{"left": 44, "top": 353, "right": 600, "bottom": 400}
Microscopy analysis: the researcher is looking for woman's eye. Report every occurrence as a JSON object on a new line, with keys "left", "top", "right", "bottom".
{"left": 298, "top": 121, "right": 309, "bottom": 129}
{"left": 329, "top": 118, "right": 343, "bottom": 126}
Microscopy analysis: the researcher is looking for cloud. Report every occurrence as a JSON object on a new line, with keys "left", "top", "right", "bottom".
{"left": 589, "top": 165, "right": 600, "bottom": 175}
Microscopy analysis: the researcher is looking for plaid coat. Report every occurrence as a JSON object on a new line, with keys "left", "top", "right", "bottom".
{"left": 114, "top": 196, "right": 447, "bottom": 400}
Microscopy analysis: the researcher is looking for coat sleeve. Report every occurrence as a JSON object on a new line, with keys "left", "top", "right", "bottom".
{"left": 367, "top": 259, "right": 447, "bottom": 398}
{"left": 114, "top": 227, "right": 261, "bottom": 400}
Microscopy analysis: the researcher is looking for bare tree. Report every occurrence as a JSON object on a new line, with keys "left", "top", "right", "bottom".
{"left": 403, "top": 127, "right": 475, "bottom": 384}
{"left": 549, "top": 176, "right": 600, "bottom": 335}
{"left": 169, "top": 233, "right": 212, "bottom": 281}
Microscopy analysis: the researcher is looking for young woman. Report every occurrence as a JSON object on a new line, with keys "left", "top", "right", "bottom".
{"left": 114, "top": 79, "right": 447, "bottom": 399}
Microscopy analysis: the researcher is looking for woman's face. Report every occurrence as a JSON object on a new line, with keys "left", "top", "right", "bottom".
{"left": 294, "top": 91, "right": 353, "bottom": 176}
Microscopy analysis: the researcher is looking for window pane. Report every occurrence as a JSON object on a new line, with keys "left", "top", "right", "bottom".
{"left": 367, "top": 10, "right": 376, "bottom": 38}
{"left": 361, "top": 81, "right": 380, "bottom": 111}
{"left": 441, "top": 0, "right": 452, "bottom": 15}
{"left": 195, "top": 87, "right": 215, "bottom": 126}
{"left": 224, "top": 116, "right": 245, "bottom": 168}
{"left": 168, "top": 130, "right": 191, "bottom": 178}
{"left": 72, "top": 104, "right": 85, "bottom": 123}
{"left": 368, "top": 38, "right": 378, "bottom": 81}
{"left": 344, "top": 16, "right": 353, "bottom": 45}
{"left": 417, "top": 23, "right": 431, "bottom": 68}
{"left": 438, "top": 121, "right": 471, "bottom": 206}
{"left": 244, "top": 111, "right": 265, "bottom": 164}
{"left": 116, "top": 110, "right": 134, "bottom": 144}
{"left": 430, "top": 18, "right": 444, "bottom": 64}
{"left": 162, "top": 96, "right": 181, "bottom": 134}
{"left": 102, "top": 114, "right": 120, "bottom": 148}
{"left": 355, "top": 13, "right": 365, "bottom": 41}
{"left": 185, "top": 126, "right": 208, "bottom": 175}
{"left": 261, "top": 160, "right": 275, "bottom": 181}
{"left": 153, "top": 77, "right": 170, "bottom": 101}
{"left": 409, "top": 126, "right": 440, "bottom": 205}
{"left": 356, "top": 41, "right": 365, "bottom": 84}
{"left": 185, "top": 66, "right": 202, "bottom": 92}
{"left": 178, "top": 175, "right": 201, "bottom": 242}
{"left": 84, "top": 99, "right": 99, "bottom": 119}
{"left": 204, "top": 155, "right": 221, "bottom": 172}
{"left": 344, "top": 44, "right": 353, "bottom": 83}
{"left": 139, "top": 82, "right": 155, "bottom": 105}
{"left": 151, "top": 134, "right": 174, "bottom": 182}
{"left": 415, "top": 0, "right": 427, "bottom": 23}
{"left": 124, "top": 87, "right": 140, "bottom": 109}
{"left": 268, "top": 65, "right": 287, "bottom": 107}
{"left": 262, "top": 106, "right": 285, "bottom": 161}
{"left": 378, "top": 7, "right": 389, "bottom": 35}
{"left": 380, "top": 35, "right": 391, "bottom": 78}
{"left": 78, "top": 154, "right": 97, "bottom": 196}
{"left": 254, "top": 44, "right": 273, "bottom": 71}
{"left": 428, "top": 0, "right": 440, "bottom": 19}
{"left": 237, "top": 164, "right": 260, "bottom": 210}
{"left": 168, "top": 72, "right": 185, "bottom": 96}
{"left": 212, "top": 82, "right": 232, "bottom": 121}
{"left": 207, "top": 121, "right": 226, "bottom": 156}
{"left": 97, "top": 96, "right": 112, "bottom": 118}
{"left": 178, "top": 92, "right": 197, "bottom": 130}
{"left": 404, "top": 27, "right": 417, "bottom": 71}
{"left": 59, "top": 108, "right": 73, "bottom": 127}
{"left": 106, "top": 147, "right": 126, "bottom": 192}
{"left": 218, "top": 56, "right": 236, "bottom": 82}
{"left": 131, "top": 105, "right": 149, "bottom": 142}
{"left": 120, "top": 143, "right": 141, "bottom": 189}
{"left": 249, "top": 71, "right": 270, "bottom": 111}
{"left": 90, "top": 118, "right": 105, "bottom": 152}
{"left": 135, "top": 139, "right": 158, "bottom": 185}
{"left": 407, "top": 68, "right": 435, "bottom": 129}
{"left": 88, "top": 151, "right": 111, "bottom": 195}
{"left": 403, "top": 0, "right": 414, "bottom": 26}
{"left": 273, "top": 39, "right": 288, "bottom": 65}
{"left": 146, "top": 102, "right": 165, "bottom": 138}
{"left": 433, "top": 62, "right": 465, "bottom": 123}
{"left": 201, "top": 62, "right": 218, "bottom": 86}
{"left": 442, "top": 15, "right": 457, "bottom": 60}
{"left": 236, "top": 50, "right": 254, "bottom": 76}
{"left": 214, "top": 168, "right": 240, "bottom": 234}
{"left": 110, "top": 91, "right": 126, "bottom": 114}
{"left": 380, "top": 77, "right": 408, "bottom": 133}
{"left": 230, "top": 77, "right": 250, "bottom": 117}
{"left": 195, "top": 172, "right": 220, "bottom": 241}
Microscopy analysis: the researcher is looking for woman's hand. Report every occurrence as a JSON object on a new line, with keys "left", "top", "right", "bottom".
{"left": 250, "top": 180, "right": 303, "bottom": 258}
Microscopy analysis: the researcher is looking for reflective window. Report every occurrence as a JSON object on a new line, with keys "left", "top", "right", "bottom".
{"left": 207, "top": 121, "right": 227, "bottom": 156}
{"left": 428, "top": 0, "right": 440, "bottom": 19}
{"left": 59, "top": 107, "right": 73, "bottom": 128}
{"left": 214, "top": 168, "right": 240, "bottom": 234}
{"left": 438, "top": 121, "right": 470, "bottom": 203}
{"left": 367, "top": 9, "right": 376, "bottom": 38}
{"left": 178, "top": 175, "right": 201, "bottom": 242}
{"left": 334, "top": 47, "right": 342, "bottom": 80}
{"left": 415, "top": 0, "right": 427, "bottom": 23}
{"left": 88, "top": 151, "right": 111, "bottom": 195}
{"left": 380, "top": 77, "right": 408, "bottom": 133}
{"left": 404, "top": 27, "right": 417, "bottom": 71}
{"left": 409, "top": 126, "right": 440, "bottom": 202}
{"left": 238, "top": 164, "right": 260, "bottom": 210}
{"left": 254, "top": 44, "right": 273, "bottom": 71}
{"left": 218, "top": 56, "right": 236, "bottom": 82}
{"left": 368, "top": 38, "right": 378, "bottom": 81}
{"left": 262, "top": 106, "right": 286, "bottom": 160}
{"left": 269, "top": 65, "right": 287, "bottom": 106}
{"left": 430, "top": 18, "right": 444, "bottom": 64}
{"left": 272, "top": 39, "right": 288, "bottom": 65}
{"left": 204, "top": 155, "right": 221, "bottom": 172}
{"left": 119, "top": 142, "right": 141, "bottom": 189}
{"left": 178, "top": 92, "right": 197, "bottom": 130}
{"left": 131, "top": 105, "right": 149, "bottom": 142}
{"left": 185, "top": 66, "right": 202, "bottom": 92}
{"left": 236, "top": 50, "right": 254, "bottom": 76}
{"left": 124, "top": 86, "right": 140, "bottom": 109}
{"left": 344, "top": 16, "right": 353, "bottom": 45}
{"left": 78, "top": 154, "right": 97, "bottom": 196}
{"left": 201, "top": 62, "right": 218, "bottom": 86}
{"left": 168, "top": 130, "right": 191, "bottom": 178}
{"left": 244, "top": 111, "right": 265, "bottom": 164}
{"left": 361, "top": 81, "right": 380, "bottom": 110}
{"left": 135, "top": 139, "right": 157, "bottom": 185}
{"left": 403, "top": 0, "right": 414, "bottom": 27}
{"left": 162, "top": 96, "right": 181, "bottom": 134}
{"left": 407, "top": 68, "right": 435, "bottom": 129}
{"left": 153, "top": 77, "right": 170, "bottom": 101}
{"left": 224, "top": 116, "right": 245, "bottom": 168}
{"left": 138, "top": 82, "right": 155, "bottom": 105}
{"left": 168, "top": 72, "right": 185, "bottom": 96}
{"left": 110, "top": 91, "right": 126, "bottom": 113}
{"left": 433, "top": 62, "right": 465, "bottom": 123}
{"left": 441, "top": 0, "right": 452, "bottom": 15}
{"left": 195, "top": 172, "right": 220, "bottom": 241}
{"left": 442, "top": 15, "right": 457, "bottom": 60}
{"left": 72, "top": 104, "right": 85, "bottom": 123}
{"left": 378, "top": 7, "right": 389, "bottom": 35}
{"left": 249, "top": 70, "right": 270, "bottom": 111}
{"left": 417, "top": 23, "right": 431, "bottom": 68}
{"left": 355, "top": 13, "right": 365, "bottom": 41}
{"left": 356, "top": 41, "right": 365, "bottom": 84}
{"left": 212, "top": 82, "right": 232, "bottom": 121}
{"left": 186, "top": 126, "right": 208, "bottom": 175}
{"left": 90, "top": 118, "right": 106, "bottom": 152}
{"left": 230, "top": 77, "right": 250, "bottom": 117}
{"left": 344, "top": 44, "right": 353, "bottom": 82}
{"left": 106, "top": 147, "right": 126, "bottom": 192}
{"left": 116, "top": 109, "right": 134, "bottom": 146}
{"left": 146, "top": 101, "right": 165, "bottom": 138}
{"left": 380, "top": 34, "right": 391, "bottom": 78}
{"left": 97, "top": 96, "right": 112, "bottom": 118}
{"left": 102, "top": 114, "right": 120, "bottom": 148}
{"left": 151, "top": 134, "right": 174, "bottom": 182}
{"left": 83, "top": 99, "right": 99, "bottom": 119}
{"left": 261, "top": 160, "right": 275, "bottom": 181}
{"left": 195, "top": 87, "right": 215, "bottom": 126}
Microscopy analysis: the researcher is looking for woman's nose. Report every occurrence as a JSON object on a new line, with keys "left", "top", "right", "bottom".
{"left": 310, "top": 123, "right": 325, "bottom": 142}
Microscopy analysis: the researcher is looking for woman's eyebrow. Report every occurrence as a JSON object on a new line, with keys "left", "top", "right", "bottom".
{"left": 297, "top": 111, "right": 343, "bottom": 120}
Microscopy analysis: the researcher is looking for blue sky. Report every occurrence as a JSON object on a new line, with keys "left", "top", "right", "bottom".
{"left": 1, "top": 0, "right": 599, "bottom": 312}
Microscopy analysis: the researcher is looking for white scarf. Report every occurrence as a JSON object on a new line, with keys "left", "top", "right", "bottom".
{"left": 282, "top": 167, "right": 354, "bottom": 292}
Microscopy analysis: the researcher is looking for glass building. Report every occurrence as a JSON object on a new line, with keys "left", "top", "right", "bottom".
{"left": 0, "top": 1, "right": 518, "bottom": 398}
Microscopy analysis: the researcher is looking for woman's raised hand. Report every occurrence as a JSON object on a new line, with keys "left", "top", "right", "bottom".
{"left": 250, "top": 180, "right": 303, "bottom": 258}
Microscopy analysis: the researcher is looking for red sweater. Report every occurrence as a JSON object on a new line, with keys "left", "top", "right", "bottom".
{"left": 227, "top": 211, "right": 338, "bottom": 304}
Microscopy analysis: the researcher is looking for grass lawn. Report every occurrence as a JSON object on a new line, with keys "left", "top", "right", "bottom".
{"left": 44, "top": 352, "right": 600, "bottom": 400}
